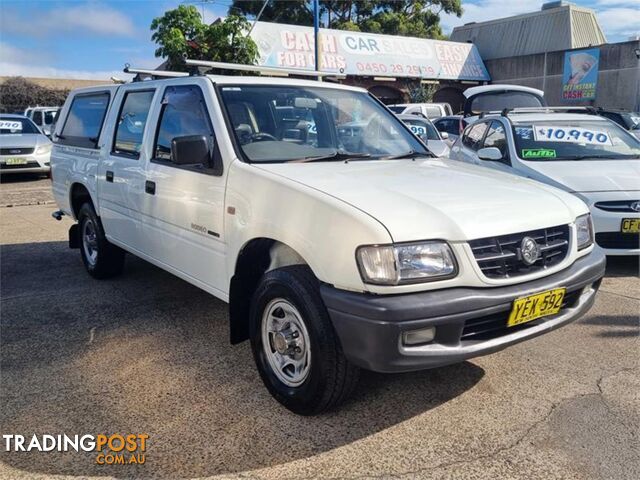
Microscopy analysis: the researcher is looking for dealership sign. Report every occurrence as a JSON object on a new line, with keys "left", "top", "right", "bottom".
{"left": 250, "top": 22, "right": 491, "bottom": 81}
{"left": 562, "top": 48, "right": 600, "bottom": 101}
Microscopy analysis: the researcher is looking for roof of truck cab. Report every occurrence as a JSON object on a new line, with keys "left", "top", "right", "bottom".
{"left": 68, "top": 76, "right": 368, "bottom": 94}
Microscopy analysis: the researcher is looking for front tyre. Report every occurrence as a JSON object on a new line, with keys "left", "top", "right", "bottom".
{"left": 250, "top": 266, "right": 359, "bottom": 415}
{"left": 78, "top": 202, "right": 125, "bottom": 279}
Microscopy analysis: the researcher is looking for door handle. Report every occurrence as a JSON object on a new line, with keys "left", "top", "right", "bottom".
{"left": 145, "top": 180, "right": 156, "bottom": 195}
{"left": 106, "top": 171, "right": 114, "bottom": 183}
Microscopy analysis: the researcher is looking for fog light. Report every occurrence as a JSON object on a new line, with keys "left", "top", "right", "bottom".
{"left": 402, "top": 327, "right": 436, "bottom": 346}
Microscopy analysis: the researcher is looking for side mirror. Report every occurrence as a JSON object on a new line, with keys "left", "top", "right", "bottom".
{"left": 477, "top": 147, "right": 504, "bottom": 161}
{"left": 171, "top": 135, "right": 211, "bottom": 166}
{"left": 440, "top": 131, "right": 449, "bottom": 139}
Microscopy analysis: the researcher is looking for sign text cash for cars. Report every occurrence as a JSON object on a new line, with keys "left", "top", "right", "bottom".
{"left": 562, "top": 48, "right": 600, "bottom": 101}
{"left": 250, "top": 21, "right": 490, "bottom": 81}
{"left": 3, "top": 434, "right": 148, "bottom": 465}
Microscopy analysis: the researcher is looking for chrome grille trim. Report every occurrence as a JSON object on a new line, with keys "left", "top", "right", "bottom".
{"left": 469, "top": 224, "right": 571, "bottom": 279}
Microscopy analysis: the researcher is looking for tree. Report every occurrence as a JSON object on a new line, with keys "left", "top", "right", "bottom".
{"left": 150, "top": 5, "right": 258, "bottom": 71}
{"left": 230, "top": 0, "right": 463, "bottom": 39}
{"left": 0, "top": 77, "right": 69, "bottom": 114}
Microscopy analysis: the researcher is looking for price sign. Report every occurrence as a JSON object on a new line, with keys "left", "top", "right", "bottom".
{"left": 533, "top": 125, "right": 612, "bottom": 146}
{"left": 409, "top": 125, "right": 427, "bottom": 136}
{"left": 0, "top": 120, "right": 22, "bottom": 130}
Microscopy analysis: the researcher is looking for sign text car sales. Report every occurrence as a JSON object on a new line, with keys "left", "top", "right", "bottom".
{"left": 250, "top": 22, "right": 491, "bottom": 81}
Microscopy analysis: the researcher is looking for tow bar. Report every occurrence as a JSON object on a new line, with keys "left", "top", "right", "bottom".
{"left": 51, "top": 210, "right": 64, "bottom": 221}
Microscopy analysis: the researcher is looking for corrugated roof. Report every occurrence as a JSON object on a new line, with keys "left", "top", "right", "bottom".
{"left": 450, "top": 3, "right": 607, "bottom": 60}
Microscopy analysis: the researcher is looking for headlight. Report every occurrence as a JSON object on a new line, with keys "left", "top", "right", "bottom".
{"left": 356, "top": 241, "right": 457, "bottom": 285}
{"left": 36, "top": 144, "right": 52, "bottom": 155}
{"left": 576, "top": 214, "right": 593, "bottom": 250}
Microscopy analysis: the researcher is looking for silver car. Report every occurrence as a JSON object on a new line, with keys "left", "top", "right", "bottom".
{"left": 397, "top": 114, "right": 450, "bottom": 157}
{"left": 0, "top": 114, "right": 52, "bottom": 175}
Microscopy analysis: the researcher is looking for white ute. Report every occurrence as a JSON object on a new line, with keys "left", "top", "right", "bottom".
{"left": 50, "top": 68, "right": 605, "bottom": 414}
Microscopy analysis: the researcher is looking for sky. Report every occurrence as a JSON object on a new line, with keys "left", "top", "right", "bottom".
{"left": 0, "top": 0, "right": 638, "bottom": 80}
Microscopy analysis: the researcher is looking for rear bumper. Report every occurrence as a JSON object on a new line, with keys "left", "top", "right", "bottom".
{"left": 321, "top": 248, "right": 606, "bottom": 373}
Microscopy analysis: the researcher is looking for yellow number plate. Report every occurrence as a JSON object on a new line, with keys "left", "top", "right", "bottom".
{"left": 621, "top": 218, "right": 640, "bottom": 233}
{"left": 508, "top": 288, "right": 566, "bottom": 327}
{"left": 5, "top": 158, "right": 28, "bottom": 165}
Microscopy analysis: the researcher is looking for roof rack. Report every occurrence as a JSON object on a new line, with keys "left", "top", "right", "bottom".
{"left": 184, "top": 59, "right": 345, "bottom": 78}
{"left": 123, "top": 64, "right": 189, "bottom": 80}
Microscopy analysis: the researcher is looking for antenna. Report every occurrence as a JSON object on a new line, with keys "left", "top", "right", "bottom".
{"left": 183, "top": 59, "right": 345, "bottom": 78}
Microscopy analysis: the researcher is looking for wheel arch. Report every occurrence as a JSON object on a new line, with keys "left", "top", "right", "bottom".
{"left": 229, "top": 238, "right": 311, "bottom": 344}
{"left": 69, "top": 182, "right": 96, "bottom": 220}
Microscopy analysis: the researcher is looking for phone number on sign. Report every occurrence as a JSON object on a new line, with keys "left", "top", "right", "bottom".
{"left": 355, "top": 62, "right": 437, "bottom": 77}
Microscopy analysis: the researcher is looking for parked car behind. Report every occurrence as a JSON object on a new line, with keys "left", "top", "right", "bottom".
{"left": 51, "top": 76, "right": 604, "bottom": 414}
{"left": 24, "top": 106, "right": 60, "bottom": 137}
{"left": 596, "top": 109, "right": 640, "bottom": 139}
{"left": 463, "top": 84, "right": 547, "bottom": 124}
{"left": 388, "top": 102, "right": 452, "bottom": 120}
{"left": 433, "top": 115, "right": 469, "bottom": 147}
{"left": 0, "top": 114, "right": 52, "bottom": 176}
{"left": 397, "top": 114, "right": 449, "bottom": 157}
{"left": 448, "top": 110, "right": 640, "bottom": 255}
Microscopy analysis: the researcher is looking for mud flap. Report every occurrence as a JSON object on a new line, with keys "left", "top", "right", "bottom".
{"left": 68, "top": 224, "right": 80, "bottom": 249}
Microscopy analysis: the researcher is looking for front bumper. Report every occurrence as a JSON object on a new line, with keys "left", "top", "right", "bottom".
{"left": 321, "top": 248, "right": 606, "bottom": 373}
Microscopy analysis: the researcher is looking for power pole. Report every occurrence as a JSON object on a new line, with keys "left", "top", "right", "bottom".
{"left": 313, "top": 0, "right": 321, "bottom": 80}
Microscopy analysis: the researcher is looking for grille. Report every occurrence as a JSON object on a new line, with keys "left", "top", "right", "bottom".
{"left": 0, "top": 147, "right": 34, "bottom": 155}
{"left": 461, "top": 289, "right": 582, "bottom": 341}
{"left": 0, "top": 161, "right": 40, "bottom": 170}
{"left": 596, "top": 232, "right": 640, "bottom": 250}
{"left": 469, "top": 225, "right": 570, "bottom": 279}
{"left": 594, "top": 200, "right": 640, "bottom": 213}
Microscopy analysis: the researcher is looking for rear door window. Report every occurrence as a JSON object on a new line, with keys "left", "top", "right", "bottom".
{"left": 113, "top": 90, "right": 155, "bottom": 158}
{"left": 59, "top": 92, "right": 110, "bottom": 149}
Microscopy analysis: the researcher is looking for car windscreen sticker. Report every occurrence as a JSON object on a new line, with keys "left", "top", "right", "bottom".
{"left": 533, "top": 125, "right": 613, "bottom": 146}
{"left": 514, "top": 127, "right": 533, "bottom": 139}
{"left": 0, "top": 120, "right": 23, "bottom": 130}
{"left": 521, "top": 148, "right": 556, "bottom": 159}
{"left": 409, "top": 125, "right": 427, "bottom": 136}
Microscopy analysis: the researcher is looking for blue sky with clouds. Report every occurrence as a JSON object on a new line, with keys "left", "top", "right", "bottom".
{"left": 0, "top": 0, "right": 638, "bottom": 79}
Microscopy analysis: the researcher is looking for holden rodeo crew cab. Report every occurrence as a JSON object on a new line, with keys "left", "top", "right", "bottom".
{"left": 50, "top": 70, "right": 606, "bottom": 415}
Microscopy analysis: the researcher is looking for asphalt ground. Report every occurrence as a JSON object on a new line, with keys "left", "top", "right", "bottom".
{"left": 1, "top": 173, "right": 639, "bottom": 480}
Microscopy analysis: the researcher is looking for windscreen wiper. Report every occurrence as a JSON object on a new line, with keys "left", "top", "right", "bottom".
{"left": 379, "top": 150, "right": 434, "bottom": 160}
{"left": 295, "top": 150, "right": 372, "bottom": 163}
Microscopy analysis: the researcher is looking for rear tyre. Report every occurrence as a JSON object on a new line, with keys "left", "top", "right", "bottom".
{"left": 77, "top": 202, "right": 125, "bottom": 279}
{"left": 250, "top": 265, "right": 360, "bottom": 415}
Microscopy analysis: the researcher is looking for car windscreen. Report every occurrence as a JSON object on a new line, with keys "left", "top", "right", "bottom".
{"left": 512, "top": 120, "right": 640, "bottom": 161}
{"left": 401, "top": 118, "right": 440, "bottom": 140}
{"left": 387, "top": 106, "right": 405, "bottom": 114}
{"left": 219, "top": 85, "right": 428, "bottom": 163}
{"left": 0, "top": 117, "right": 40, "bottom": 134}
{"left": 469, "top": 92, "right": 544, "bottom": 114}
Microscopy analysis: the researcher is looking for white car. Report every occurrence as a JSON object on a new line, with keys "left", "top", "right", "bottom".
{"left": 449, "top": 110, "right": 640, "bottom": 255}
{"left": 0, "top": 114, "right": 53, "bottom": 175}
{"left": 397, "top": 114, "right": 450, "bottom": 157}
{"left": 50, "top": 74, "right": 604, "bottom": 414}
{"left": 388, "top": 102, "right": 452, "bottom": 120}
{"left": 24, "top": 106, "right": 60, "bottom": 137}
